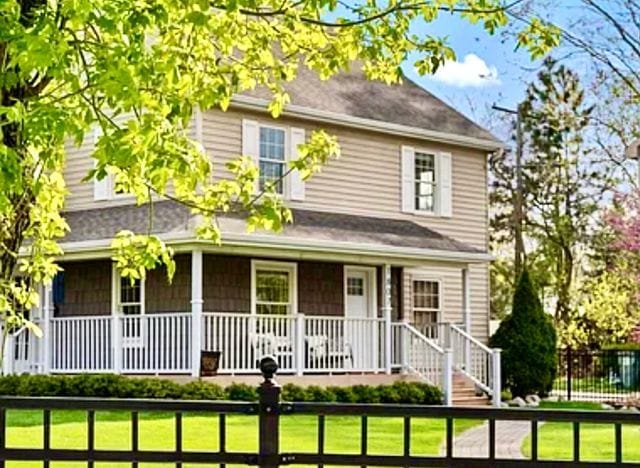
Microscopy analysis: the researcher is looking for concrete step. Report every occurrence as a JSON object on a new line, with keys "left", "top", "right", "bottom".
{"left": 453, "top": 396, "right": 491, "bottom": 406}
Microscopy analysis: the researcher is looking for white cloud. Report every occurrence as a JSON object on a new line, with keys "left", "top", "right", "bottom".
{"left": 430, "top": 54, "right": 501, "bottom": 88}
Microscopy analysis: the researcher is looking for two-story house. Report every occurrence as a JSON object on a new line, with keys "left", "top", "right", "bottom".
{"left": 6, "top": 67, "right": 502, "bottom": 406}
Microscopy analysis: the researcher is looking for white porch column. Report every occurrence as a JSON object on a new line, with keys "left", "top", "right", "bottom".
{"left": 462, "top": 267, "right": 472, "bottom": 370}
{"left": 382, "top": 264, "right": 392, "bottom": 375}
{"left": 41, "top": 283, "right": 53, "bottom": 374}
{"left": 191, "top": 249, "right": 204, "bottom": 377}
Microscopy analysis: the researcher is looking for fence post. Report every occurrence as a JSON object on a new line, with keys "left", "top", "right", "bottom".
{"left": 295, "top": 314, "right": 305, "bottom": 376}
{"left": 491, "top": 348, "right": 502, "bottom": 408}
{"left": 566, "top": 347, "right": 572, "bottom": 402}
{"left": 258, "top": 357, "right": 281, "bottom": 468}
{"left": 443, "top": 348, "right": 453, "bottom": 406}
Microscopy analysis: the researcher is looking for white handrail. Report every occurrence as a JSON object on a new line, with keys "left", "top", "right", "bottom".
{"left": 449, "top": 323, "right": 495, "bottom": 395}
{"left": 392, "top": 323, "right": 451, "bottom": 404}
{"left": 449, "top": 323, "right": 492, "bottom": 354}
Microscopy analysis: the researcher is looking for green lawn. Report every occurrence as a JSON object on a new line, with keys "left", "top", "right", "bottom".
{"left": 521, "top": 405, "right": 640, "bottom": 463}
{"left": 2, "top": 410, "right": 480, "bottom": 467}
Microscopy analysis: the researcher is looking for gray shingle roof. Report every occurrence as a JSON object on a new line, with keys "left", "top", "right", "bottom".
{"left": 62, "top": 201, "right": 483, "bottom": 255}
{"left": 243, "top": 66, "right": 498, "bottom": 142}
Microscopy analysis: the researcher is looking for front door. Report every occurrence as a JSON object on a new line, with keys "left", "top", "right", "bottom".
{"left": 345, "top": 267, "right": 377, "bottom": 370}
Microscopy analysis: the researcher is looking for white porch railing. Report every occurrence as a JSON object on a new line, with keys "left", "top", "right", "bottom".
{"left": 391, "top": 323, "right": 451, "bottom": 402}
{"left": 49, "top": 313, "right": 192, "bottom": 374}
{"left": 202, "top": 313, "right": 297, "bottom": 373}
{"left": 51, "top": 316, "right": 112, "bottom": 372}
{"left": 121, "top": 313, "right": 192, "bottom": 373}
{"left": 201, "top": 313, "right": 386, "bottom": 374}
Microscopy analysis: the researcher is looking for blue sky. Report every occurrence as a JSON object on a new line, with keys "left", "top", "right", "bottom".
{"left": 402, "top": 10, "right": 560, "bottom": 132}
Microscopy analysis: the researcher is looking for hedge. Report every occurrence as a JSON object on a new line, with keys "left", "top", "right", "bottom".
{"left": 0, "top": 374, "right": 443, "bottom": 405}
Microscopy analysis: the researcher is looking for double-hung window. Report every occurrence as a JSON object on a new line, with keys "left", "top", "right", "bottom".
{"left": 414, "top": 152, "right": 437, "bottom": 212}
{"left": 412, "top": 279, "right": 440, "bottom": 328}
{"left": 401, "top": 146, "right": 452, "bottom": 217}
{"left": 259, "top": 126, "right": 286, "bottom": 194}
{"left": 253, "top": 261, "right": 296, "bottom": 315}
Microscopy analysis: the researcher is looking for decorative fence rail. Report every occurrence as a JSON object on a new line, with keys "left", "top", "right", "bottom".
{"left": 0, "top": 359, "right": 638, "bottom": 467}
{"left": 553, "top": 348, "right": 640, "bottom": 403}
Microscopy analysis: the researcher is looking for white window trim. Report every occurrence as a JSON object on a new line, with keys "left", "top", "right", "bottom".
{"left": 413, "top": 150, "right": 439, "bottom": 216}
{"left": 251, "top": 260, "right": 298, "bottom": 316}
{"left": 343, "top": 265, "right": 378, "bottom": 319}
{"left": 257, "top": 123, "right": 289, "bottom": 197}
{"left": 411, "top": 276, "right": 443, "bottom": 323}
{"left": 111, "top": 264, "right": 146, "bottom": 317}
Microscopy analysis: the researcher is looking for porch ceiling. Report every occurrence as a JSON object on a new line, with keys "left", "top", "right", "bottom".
{"left": 60, "top": 201, "right": 489, "bottom": 263}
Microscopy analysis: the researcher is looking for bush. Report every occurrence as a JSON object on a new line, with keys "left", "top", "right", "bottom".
{"left": 224, "top": 383, "right": 258, "bottom": 401}
{"left": 0, "top": 374, "right": 442, "bottom": 404}
{"left": 490, "top": 269, "right": 557, "bottom": 397}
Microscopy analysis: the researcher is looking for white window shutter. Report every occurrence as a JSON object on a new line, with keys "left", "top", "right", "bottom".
{"left": 242, "top": 119, "right": 260, "bottom": 166}
{"left": 289, "top": 127, "right": 306, "bottom": 201}
{"left": 438, "top": 152, "right": 452, "bottom": 217}
{"left": 401, "top": 146, "right": 415, "bottom": 213}
{"left": 93, "top": 127, "right": 111, "bottom": 201}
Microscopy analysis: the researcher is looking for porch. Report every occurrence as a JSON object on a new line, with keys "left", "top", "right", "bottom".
{"left": 5, "top": 249, "right": 500, "bottom": 405}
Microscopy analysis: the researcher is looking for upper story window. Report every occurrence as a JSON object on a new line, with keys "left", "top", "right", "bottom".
{"left": 243, "top": 119, "right": 306, "bottom": 202}
{"left": 414, "top": 152, "right": 437, "bottom": 212}
{"left": 401, "top": 146, "right": 452, "bottom": 217}
{"left": 259, "top": 126, "right": 286, "bottom": 194}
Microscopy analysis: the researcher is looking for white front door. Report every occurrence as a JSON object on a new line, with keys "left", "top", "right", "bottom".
{"left": 345, "top": 267, "right": 378, "bottom": 370}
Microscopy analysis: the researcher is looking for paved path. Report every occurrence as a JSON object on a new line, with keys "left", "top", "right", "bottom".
{"left": 444, "top": 420, "right": 532, "bottom": 459}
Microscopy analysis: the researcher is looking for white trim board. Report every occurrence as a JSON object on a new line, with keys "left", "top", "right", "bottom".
{"left": 52, "top": 231, "right": 492, "bottom": 264}
{"left": 231, "top": 95, "right": 503, "bottom": 152}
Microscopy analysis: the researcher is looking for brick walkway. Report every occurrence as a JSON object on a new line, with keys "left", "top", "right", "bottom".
{"left": 444, "top": 420, "right": 533, "bottom": 459}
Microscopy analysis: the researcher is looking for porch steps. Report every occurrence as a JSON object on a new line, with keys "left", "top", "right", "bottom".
{"left": 452, "top": 372, "right": 490, "bottom": 407}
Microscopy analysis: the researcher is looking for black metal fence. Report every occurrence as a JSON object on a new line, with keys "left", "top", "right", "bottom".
{"left": 0, "top": 358, "right": 639, "bottom": 466}
{"left": 554, "top": 348, "right": 640, "bottom": 403}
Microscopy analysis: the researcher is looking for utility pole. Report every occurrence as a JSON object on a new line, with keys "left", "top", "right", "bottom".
{"left": 492, "top": 103, "right": 525, "bottom": 277}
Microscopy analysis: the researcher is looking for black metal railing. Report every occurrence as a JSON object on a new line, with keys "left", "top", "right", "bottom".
{"left": 0, "top": 357, "right": 639, "bottom": 466}
{"left": 554, "top": 348, "right": 640, "bottom": 402}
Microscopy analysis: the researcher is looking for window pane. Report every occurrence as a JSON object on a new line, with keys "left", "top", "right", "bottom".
{"left": 413, "top": 280, "right": 440, "bottom": 310}
{"left": 414, "top": 153, "right": 435, "bottom": 182}
{"left": 347, "top": 277, "right": 364, "bottom": 296}
{"left": 259, "top": 161, "right": 284, "bottom": 193}
{"left": 120, "top": 278, "right": 141, "bottom": 304}
{"left": 256, "top": 271, "right": 289, "bottom": 303}
{"left": 256, "top": 304, "right": 289, "bottom": 315}
{"left": 259, "top": 128, "right": 285, "bottom": 161}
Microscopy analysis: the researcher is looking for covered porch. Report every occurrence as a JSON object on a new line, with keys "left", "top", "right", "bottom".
{"left": 6, "top": 203, "right": 499, "bottom": 404}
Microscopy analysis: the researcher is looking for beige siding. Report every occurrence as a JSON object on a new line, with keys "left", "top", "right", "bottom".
{"left": 63, "top": 116, "right": 197, "bottom": 211}
{"left": 62, "top": 107, "right": 490, "bottom": 340}
{"left": 200, "top": 109, "right": 488, "bottom": 249}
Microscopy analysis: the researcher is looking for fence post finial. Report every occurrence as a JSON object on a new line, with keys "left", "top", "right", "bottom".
{"left": 258, "top": 356, "right": 281, "bottom": 468}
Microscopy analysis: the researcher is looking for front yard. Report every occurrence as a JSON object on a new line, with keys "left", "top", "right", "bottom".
{"left": 3, "top": 410, "right": 479, "bottom": 467}
{"left": 521, "top": 402, "right": 640, "bottom": 462}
